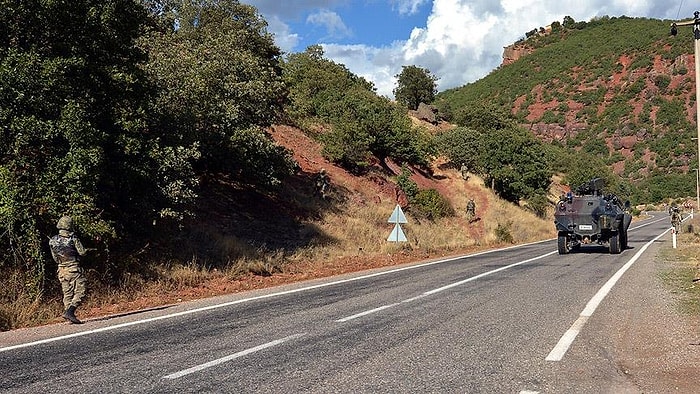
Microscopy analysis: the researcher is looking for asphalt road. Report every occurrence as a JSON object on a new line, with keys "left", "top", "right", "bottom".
{"left": 0, "top": 213, "right": 677, "bottom": 393}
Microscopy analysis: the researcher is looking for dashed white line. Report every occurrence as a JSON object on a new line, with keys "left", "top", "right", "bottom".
{"left": 163, "top": 333, "right": 305, "bottom": 379}
{"left": 336, "top": 251, "right": 557, "bottom": 322}
{"left": 424, "top": 251, "right": 557, "bottom": 295}
{"left": 336, "top": 303, "right": 401, "bottom": 322}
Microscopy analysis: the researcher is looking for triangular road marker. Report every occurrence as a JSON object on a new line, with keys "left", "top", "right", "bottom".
{"left": 387, "top": 223, "right": 407, "bottom": 242}
{"left": 388, "top": 204, "right": 407, "bottom": 224}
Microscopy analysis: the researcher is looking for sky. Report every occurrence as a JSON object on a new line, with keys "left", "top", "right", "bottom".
{"left": 244, "top": 1, "right": 695, "bottom": 98}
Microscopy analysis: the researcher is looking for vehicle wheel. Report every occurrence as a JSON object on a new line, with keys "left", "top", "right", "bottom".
{"left": 558, "top": 234, "right": 570, "bottom": 255}
{"left": 609, "top": 232, "right": 621, "bottom": 254}
{"left": 620, "top": 230, "right": 628, "bottom": 250}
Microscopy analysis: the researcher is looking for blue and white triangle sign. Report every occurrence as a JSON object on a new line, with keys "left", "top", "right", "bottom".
{"left": 387, "top": 223, "right": 407, "bottom": 242}
{"left": 388, "top": 204, "right": 407, "bottom": 224}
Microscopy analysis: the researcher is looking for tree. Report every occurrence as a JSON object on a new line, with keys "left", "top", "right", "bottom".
{"left": 443, "top": 104, "right": 551, "bottom": 202}
{"left": 563, "top": 15, "right": 576, "bottom": 29}
{"left": 393, "top": 65, "right": 438, "bottom": 110}
{"left": 480, "top": 127, "right": 552, "bottom": 202}
{"left": 283, "top": 45, "right": 375, "bottom": 121}
{"left": 284, "top": 47, "right": 433, "bottom": 171}
{"left": 140, "top": 0, "right": 296, "bottom": 186}
{"left": 454, "top": 103, "right": 514, "bottom": 132}
{"left": 434, "top": 127, "right": 484, "bottom": 173}
{"left": 0, "top": 0, "right": 152, "bottom": 295}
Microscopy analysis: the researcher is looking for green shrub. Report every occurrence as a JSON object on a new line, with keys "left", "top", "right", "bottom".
{"left": 495, "top": 221, "right": 514, "bottom": 243}
{"left": 396, "top": 165, "right": 419, "bottom": 200}
{"left": 526, "top": 194, "right": 550, "bottom": 219}
{"left": 411, "top": 189, "right": 454, "bottom": 220}
{"left": 434, "top": 126, "right": 483, "bottom": 173}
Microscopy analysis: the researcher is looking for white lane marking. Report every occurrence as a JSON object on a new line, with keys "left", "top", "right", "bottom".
{"left": 545, "top": 228, "right": 669, "bottom": 361}
{"left": 163, "top": 333, "right": 305, "bottom": 380}
{"left": 336, "top": 251, "right": 557, "bottom": 322}
{"left": 424, "top": 251, "right": 557, "bottom": 295}
{"left": 629, "top": 214, "right": 668, "bottom": 230}
{"left": 336, "top": 303, "right": 401, "bottom": 323}
{"left": 0, "top": 239, "right": 552, "bottom": 353}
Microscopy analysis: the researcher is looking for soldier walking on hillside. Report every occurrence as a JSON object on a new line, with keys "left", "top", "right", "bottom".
{"left": 49, "top": 216, "right": 89, "bottom": 324}
{"left": 466, "top": 198, "right": 476, "bottom": 222}
{"left": 460, "top": 163, "right": 469, "bottom": 180}
{"left": 315, "top": 168, "right": 330, "bottom": 200}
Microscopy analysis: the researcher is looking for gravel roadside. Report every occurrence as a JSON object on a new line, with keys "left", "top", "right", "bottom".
{"left": 609, "top": 243, "right": 700, "bottom": 392}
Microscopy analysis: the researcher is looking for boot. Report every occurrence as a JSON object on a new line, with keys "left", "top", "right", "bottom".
{"left": 62, "top": 305, "right": 82, "bottom": 324}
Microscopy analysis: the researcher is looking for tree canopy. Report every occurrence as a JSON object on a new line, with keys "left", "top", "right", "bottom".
{"left": 0, "top": 0, "right": 295, "bottom": 297}
{"left": 393, "top": 65, "right": 438, "bottom": 110}
{"left": 284, "top": 47, "right": 434, "bottom": 171}
{"left": 436, "top": 104, "right": 553, "bottom": 203}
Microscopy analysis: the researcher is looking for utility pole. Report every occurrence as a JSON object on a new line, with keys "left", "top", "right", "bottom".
{"left": 695, "top": 168, "right": 700, "bottom": 212}
{"left": 672, "top": 12, "right": 700, "bottom": 214}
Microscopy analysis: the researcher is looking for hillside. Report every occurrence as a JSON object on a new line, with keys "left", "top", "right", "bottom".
{"left": 435, "top": 16, "right": 697, "bottom": 199}
{"left": 70, "top": 119, "right": 556, "bottom": 324}
{"left": 0, "top": 1, "right": 562, "bottom": 331}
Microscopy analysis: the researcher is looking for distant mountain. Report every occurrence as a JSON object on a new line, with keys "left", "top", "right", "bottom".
{"left": 435, "top": 16, "right": 698, "bottom": 198}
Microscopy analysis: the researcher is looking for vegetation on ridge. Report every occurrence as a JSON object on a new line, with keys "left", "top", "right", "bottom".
{"left": 435, "top": 16, "right": 698, "bottom": 202}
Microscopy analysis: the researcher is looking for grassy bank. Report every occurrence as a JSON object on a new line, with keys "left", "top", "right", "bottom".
{"left": 658, "top": 217, "right": 700, "bottom": 315}
{"left": 0, "top": 174, "right": 555, "bottom": 331}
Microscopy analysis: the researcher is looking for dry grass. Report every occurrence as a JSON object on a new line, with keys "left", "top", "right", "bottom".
{"left": 658, "top": 216, "right": 700, "bottom": 315}
{"left": 1, "top": 174, "right": 559, "bottom": 330}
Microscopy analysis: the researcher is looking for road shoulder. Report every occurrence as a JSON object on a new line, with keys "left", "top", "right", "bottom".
{"left": 611, "top": 241, "right": 700, "bottom": 392}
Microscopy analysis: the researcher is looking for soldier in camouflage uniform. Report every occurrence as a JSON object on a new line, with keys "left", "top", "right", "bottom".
{"left": 670, "top": 206, "right": 682, "bottom": 233}
{"left": 315, "top": 168, "right": 330, "bottom": 199}
{"left": 466, "top": 198, "right": 476, "bottom": 222}
{"left": 49, "top": 216, "right": 88, "bottom": 324}
{"left": 460, "top": 163, "right": 469, "bottom": 180}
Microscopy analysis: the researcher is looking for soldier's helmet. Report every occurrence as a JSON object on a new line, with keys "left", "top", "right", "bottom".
{"left": 57, "top": 216, "right": 73, "bottom": 231}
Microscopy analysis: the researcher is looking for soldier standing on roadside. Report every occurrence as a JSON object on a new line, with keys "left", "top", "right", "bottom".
{"left": 49, "top": 216, "right": 88, "bottom": 324}
{"left": 670, "top": 206, "right": 682, "bottom": 233}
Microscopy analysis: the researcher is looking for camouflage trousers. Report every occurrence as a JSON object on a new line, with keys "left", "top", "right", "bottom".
{"left": 57, "top": 263, "right": 86, "bottom": 309}
{"left": 466, "top": 210, "right": 475, "bottom": 221}
{"left": 672, "top": 223, "right": 681, "bottom": 233}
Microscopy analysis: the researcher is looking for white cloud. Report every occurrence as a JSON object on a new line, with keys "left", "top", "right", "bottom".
{"left": 307, "top": 9, "right": 352, "bottom": 39}
{"left": 322, "top": 43, "right": 402, "bottom": 97}
{"left": 392, "top": 0, "right": 430, "bottom": 15}
{"left": 265, "top": 15, "right": 299, "bottom": 54}
{"left": 254, "top": 0, "right": 689, "bottom": 97}
{"left": 323, "top": 0, "right": 685, "bottom": 97}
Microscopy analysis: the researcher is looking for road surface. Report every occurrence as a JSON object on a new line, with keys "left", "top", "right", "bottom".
{"left": 0, "top": 212, "right": 692, "bottom": 393}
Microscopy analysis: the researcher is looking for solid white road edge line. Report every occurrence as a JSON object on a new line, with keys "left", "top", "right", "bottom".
{"left": 545, "top": 228, "right": 670, "bottom": 362}
{"left": 336, "top": 250, "right": 557, "bottom": 322}
{"left": 0, "top": 239, "right": 552, "bottom": 353}
{"left": 162, "top": 333, "right": 306, "bottom": 379}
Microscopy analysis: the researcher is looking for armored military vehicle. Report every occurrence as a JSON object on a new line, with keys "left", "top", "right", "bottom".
{"left": 554, "top": 178, "right": 631, "bottom": 254}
